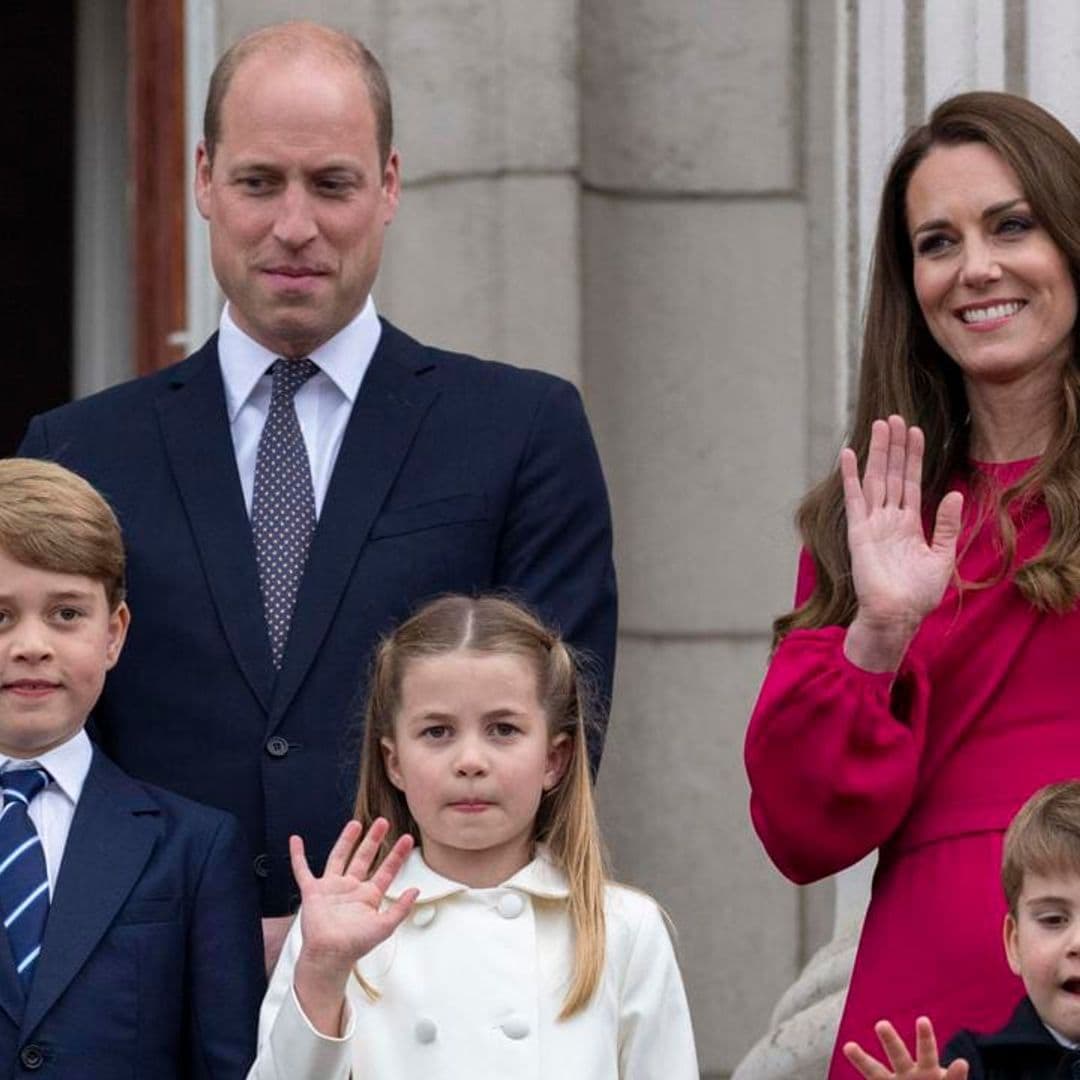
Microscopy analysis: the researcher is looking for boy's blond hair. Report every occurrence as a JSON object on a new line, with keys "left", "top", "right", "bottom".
{"left": 1002, "top": 782, "right": 1080, "bottom": 916}
{"left": 0, "top": 459, "right": 126, "bottom": 610}
{"left": 355, "top": 594, "right": 608, "bottom": 1019}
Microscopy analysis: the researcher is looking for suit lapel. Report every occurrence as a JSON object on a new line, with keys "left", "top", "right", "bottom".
{"left": 155, "top": 339, "right": 276, "bottom": 711}
{"left": 270, "top": 324, "right": 439, "bottom": 722}
{"left": 22, "top": 752, "right": 159, "bottom": 1038}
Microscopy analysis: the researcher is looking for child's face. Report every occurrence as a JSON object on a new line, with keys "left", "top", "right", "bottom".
{"left": 0, "top": 549, "right": 128, "bottom": 759}
{"left": 381, "top": 649, "right": 569, "bottom": 888}
{"left": 1005, "top": 870, "right": 1080, "bottom": 1041}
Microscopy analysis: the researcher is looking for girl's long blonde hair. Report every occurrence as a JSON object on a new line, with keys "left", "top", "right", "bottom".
{"left": 354, "top": 594, "right": 609, "bottom": 1019}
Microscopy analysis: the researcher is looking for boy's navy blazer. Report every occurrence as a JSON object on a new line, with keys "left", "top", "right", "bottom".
{"left": 18, "top": 320, "right": 617, "bottom": 914}
{"left": 0, "top": 748, "right": 263, "bottom": 1077}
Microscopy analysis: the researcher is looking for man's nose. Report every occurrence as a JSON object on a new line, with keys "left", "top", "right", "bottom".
{"left": 272, "top": 184, "right": 318, "bottom": 249}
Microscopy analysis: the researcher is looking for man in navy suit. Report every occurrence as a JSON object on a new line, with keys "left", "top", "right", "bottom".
{"left": 19, "top": 20, "right": 616, "bottom": 965}
{"left": 0, "top": 458, "right": 262, "bottom": 1077}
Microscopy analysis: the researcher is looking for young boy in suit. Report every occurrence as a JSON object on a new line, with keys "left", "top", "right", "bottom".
{"left": 843, "top": 780, "right": 1080, "bottom": 1079}
{"left": 0, "top": 457, "right": 263, "bottom": 1077}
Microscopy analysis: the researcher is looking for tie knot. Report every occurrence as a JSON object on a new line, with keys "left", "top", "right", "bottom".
{"left": 1, "top": 769, "right": 48, "bottom": 806}
{"left": 270, "top": 358, "right": 319, "bottom": 403}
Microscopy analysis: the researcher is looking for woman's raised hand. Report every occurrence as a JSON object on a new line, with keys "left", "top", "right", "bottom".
{"left": 290, "top": 818, "right": 418, "bottom": 1035}
{"left": 843, "top": 1017, "right": 969, "bottom": 1080}
{"left": 840, "top": 416, "right": 963, "bottom": 672}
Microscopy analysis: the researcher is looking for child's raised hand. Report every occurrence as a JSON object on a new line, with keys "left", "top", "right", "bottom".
{"left": 843, "top": 1017, "right": 969, "bottom": 1080}
{"left": 292, "top": 818, "right": 418, "bottom": 983}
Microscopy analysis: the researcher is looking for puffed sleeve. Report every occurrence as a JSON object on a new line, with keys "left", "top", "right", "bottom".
{"left": 744, "top": 549, "right": 931, "bottom": 883}
{"left": 246, "top": 914, "right": 355, "bottom": 1080}
{"left": 617, "top": 895, "right": 700, "bottom": 1078}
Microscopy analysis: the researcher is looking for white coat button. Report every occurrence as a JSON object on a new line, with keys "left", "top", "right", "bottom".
{"left": 500, "top": 1015, "right": 530, "bottom": 1039}
{"left": 412, "top": 905, "right": 436, "bottom": 928}
{"left": 497, "top": 892, "right": 525, "bottom": 918}
{"left": 415, "top": 1017, "right": 438, "bottom": 1044}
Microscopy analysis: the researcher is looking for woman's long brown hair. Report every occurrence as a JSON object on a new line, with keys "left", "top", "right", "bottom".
{"left": 776, "top": 91, "right": 1080, "bottom": 645}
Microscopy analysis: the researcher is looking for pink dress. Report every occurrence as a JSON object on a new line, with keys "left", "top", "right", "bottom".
{"left": 745, "top": 461, "right": 1080, "bottom": 1077}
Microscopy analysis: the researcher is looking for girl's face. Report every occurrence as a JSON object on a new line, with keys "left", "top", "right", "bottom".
{"left": 906, "top": 141, "right": 1076, "bottom": 391}
{"left": 381, "top": 649, "right": 570, "bottom": 888}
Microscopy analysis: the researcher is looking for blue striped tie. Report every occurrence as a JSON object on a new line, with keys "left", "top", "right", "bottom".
{"left": 0, "top": 768, "right": 49, "bottom": 990}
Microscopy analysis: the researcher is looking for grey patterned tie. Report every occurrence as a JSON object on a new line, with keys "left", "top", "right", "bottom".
{"left": 252, "top": 358, "right": 319, "bottom": 668}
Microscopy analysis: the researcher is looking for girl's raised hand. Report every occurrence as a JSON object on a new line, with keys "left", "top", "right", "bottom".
{"left": 292, "top": 818, "right": 418, "bottom": 982}
{"left": 840, "top": 416, "right": 964, "bottom": 671}
{"left": 843, "top": 1017, "right": 969, "bottom": 1080}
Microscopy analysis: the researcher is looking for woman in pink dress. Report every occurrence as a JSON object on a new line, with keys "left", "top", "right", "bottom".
{"left": 745, "top": 91, "right": 1080, "bottom": 1078}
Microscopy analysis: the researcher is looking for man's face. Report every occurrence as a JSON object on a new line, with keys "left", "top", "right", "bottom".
{"left": 194, "top": 51, "right": 400, "bottom": 358}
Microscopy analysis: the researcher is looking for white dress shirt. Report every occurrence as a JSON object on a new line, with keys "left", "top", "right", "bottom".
{"left": 217, "top": 299, "right": 382, "bottom": 518}
{"left": 0, "top": 729, "right": 93, "bottom": 895}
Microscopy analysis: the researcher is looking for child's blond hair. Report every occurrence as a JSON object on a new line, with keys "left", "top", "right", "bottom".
{"left": 355, "top": 594, "right": 608, "bottom": 1018}
{"left": 1002, "top": 781, "right": 1080, "bottom": 916}
{"left": 0, "top": 459, "right": 126, "bottom": 609}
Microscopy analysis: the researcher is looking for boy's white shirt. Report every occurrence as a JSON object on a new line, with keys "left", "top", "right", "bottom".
{"left": 248, "top": 847, "right": 700, "bottom": 1080}
{"left": 0, "top": 729, "right": 92, "bottom": 894}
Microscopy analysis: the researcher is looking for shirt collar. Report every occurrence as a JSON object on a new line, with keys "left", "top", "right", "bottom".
{"left": 1045, "top": 1022, "right": 1079, "bottom": 1050}
{"left": 0, "top": 729, "right": 93, "bottom": 806}
{"left": 386, "top": 845, "right": 571, "bottom": 903}
{"left": 217, "top": 297, "right": 382, "bottom": 421}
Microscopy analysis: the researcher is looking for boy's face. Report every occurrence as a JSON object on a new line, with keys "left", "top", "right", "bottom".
{"left": 1005, "top": 870, "right": 1080, "bottom": 1041}
{"left": 0, "top": 549, "right": 128, "bottom": 759}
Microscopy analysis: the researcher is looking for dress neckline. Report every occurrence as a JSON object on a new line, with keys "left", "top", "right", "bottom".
{"left": 969, "top": 455, "right": 1040, "bottom": 484}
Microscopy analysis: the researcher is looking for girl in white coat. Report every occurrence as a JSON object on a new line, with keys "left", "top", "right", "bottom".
{"left": 248, "top": 594, "right": 699, "bottom": 1080}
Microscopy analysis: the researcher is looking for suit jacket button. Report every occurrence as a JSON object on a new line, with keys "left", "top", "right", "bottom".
{"left": 265, "top": 736, "right": 289, "bottom": 758}
{"left": 19, "top": 1044, "right": 44, "bottom": 1069}
{"left": 253, "top": 853, "right": 270, "bottom": 879}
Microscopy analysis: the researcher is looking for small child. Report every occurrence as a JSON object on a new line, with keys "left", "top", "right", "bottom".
{"left": 249, "top": 594, "right": 699, "bottom": 1078}
{"left": 843, "top": 780, "right": 1080, "bottom": 1079}
{"left": 0, "top": 458, "right": 264, "bottom": 1076}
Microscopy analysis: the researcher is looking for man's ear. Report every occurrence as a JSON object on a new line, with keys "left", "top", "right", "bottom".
{"left": 381, "top": 736, "right": 405, "bottom": 791}
{"left": 380, "top": 148, "right": 401, "bottom": 226}
{"left": 194, "top": 140, "right": 213, "bottom": 221}
{"left": 543, "top": 733, "right": 572, "bottom": 792}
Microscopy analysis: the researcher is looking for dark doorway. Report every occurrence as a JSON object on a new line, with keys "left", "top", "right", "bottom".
{"left": 0, "top": 8, "right": 75, "bottom": 455}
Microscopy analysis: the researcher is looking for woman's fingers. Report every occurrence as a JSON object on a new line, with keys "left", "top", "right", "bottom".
{"left": 885, "top": 415, "right": 908, "bottom": 506}
{"left": 862, "top": 418, "right": 891, "bottom": 508}
{"left": 840, "top": 448, "right": 868, "bottom": 528}
{"left": 902, "top": 425, "right": 925, "bottom": 511}
{"left": 930, "top": 490, "right": 963, "bottom": 560}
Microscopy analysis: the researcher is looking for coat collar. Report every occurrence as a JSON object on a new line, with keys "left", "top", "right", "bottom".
{"left": 385, "top": 846, "right": 571, "bottom": 903}
{"left": 972, "top": 995, "right": 1062, "bottom": 1050}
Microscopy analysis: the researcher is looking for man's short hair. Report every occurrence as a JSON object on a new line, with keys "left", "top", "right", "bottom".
{"left": 0, "top": 458, "right": 126, "bottom": 610}
{"left": 1002, "top": 782, "right": 1080, "bottom": 916}
{"left": 202, "top": 20, "right": 393, "bottom": 168}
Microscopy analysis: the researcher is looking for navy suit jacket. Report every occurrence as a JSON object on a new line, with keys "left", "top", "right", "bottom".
{"left": 0, "top": 748, "right": 263, "bottom": 1078}
{"left": 19, "top": 320, "right": 617, "bottom": 914}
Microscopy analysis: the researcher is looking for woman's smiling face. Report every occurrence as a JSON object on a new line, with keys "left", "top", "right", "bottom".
{"left": 906, "top": 141, "right": 1077, "bottom": 389}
